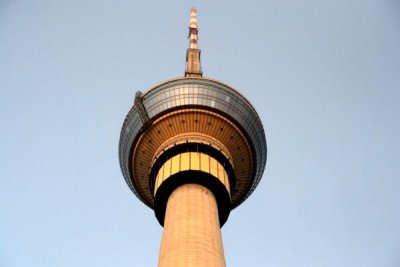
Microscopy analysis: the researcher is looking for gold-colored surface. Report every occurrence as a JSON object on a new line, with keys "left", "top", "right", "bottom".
{"left": 152, "top": 132, "right": 233, "bottom": 167}
{"left": 154, "top": 152, "right": 230, "bottom": 196}
{"left": 132, "top": 108, "right": 253, "bottom": 206}
{"left": 158, "top": 184, "right": 226, "bottom": 267}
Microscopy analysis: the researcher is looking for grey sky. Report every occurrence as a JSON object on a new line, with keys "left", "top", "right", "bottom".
{"left": 1, "top": 1, "right": 400, "bottom": 266}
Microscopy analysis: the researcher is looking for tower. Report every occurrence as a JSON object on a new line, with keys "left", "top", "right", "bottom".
{"left": 119, "top": 8, "right": 267, "bottom": 266}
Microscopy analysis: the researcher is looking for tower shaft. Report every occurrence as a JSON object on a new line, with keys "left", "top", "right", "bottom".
{"left": 158, "top": 184, "right": 226, "bottom": 267}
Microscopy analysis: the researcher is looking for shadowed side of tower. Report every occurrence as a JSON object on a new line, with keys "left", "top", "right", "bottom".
{"left": 118, "top": 8, "right": 267, "bottom": 267}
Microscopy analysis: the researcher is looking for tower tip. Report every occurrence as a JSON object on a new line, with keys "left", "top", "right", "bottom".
{"left": 190, "top": 7, "right": 198, "bottom": 29}
{"left": 185, "top": 7, "right": 202, "bottom": 77}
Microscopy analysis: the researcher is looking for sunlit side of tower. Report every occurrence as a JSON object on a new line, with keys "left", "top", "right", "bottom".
{"left": 119, "top": 8, "right": 267, "bottom": 267}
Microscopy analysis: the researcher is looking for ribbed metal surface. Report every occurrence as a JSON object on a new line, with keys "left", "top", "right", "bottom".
{"left": 119, "top": 77, "right": 267, "bottom": 209}
{"left": 133, "top": 108, "right": 252, "bottom": 207}
{"left": 154, "top": 152, "right": 230, "bottom": 196}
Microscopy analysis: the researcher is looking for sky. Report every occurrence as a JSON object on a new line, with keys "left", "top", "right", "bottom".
{"left": 1, "top": 1, "right": 400, "bottom": 266}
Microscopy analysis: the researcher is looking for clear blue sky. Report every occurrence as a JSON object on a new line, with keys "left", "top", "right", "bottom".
{"left": 1, "top": 1, "right": 400, "bottom": 266}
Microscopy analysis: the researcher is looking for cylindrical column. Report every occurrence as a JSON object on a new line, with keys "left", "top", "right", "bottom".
{"left": 158, "top": 183, "right": 226, "bottom": 267}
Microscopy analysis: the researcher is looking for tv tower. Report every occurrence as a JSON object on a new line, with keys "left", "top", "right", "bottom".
{"left": 119, "top": 8, "right": 267, "bottom": 266}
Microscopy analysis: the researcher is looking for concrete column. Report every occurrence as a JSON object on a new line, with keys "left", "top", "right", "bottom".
{"left": 158, "top": 183, "right": 226, "bottom": 267}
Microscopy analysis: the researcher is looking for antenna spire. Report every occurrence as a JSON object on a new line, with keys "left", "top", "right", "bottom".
{"left": 189, "top": 7, "right": 199, "bottom": 49}
{"left": 185, "top": 7, "right": 202, "bottom": 77}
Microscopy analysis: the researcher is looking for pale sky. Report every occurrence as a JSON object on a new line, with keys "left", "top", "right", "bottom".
{"left": 1, "top": 1, "right": 400, "bottom": 266}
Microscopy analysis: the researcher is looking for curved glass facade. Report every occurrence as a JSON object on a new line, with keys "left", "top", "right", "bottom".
{"left": 119, "top": 77, "right": 267, "bottom": 209}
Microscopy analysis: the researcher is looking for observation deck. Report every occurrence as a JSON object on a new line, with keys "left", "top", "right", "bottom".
{"left": 119, "top": 77, "right": 267, "bottom": 225}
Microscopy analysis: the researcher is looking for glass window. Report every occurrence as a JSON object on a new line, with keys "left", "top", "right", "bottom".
{"left": 181, "top": 153, "right": 190, "bottom": 171}
{"left": 190, "top": 152, "right": 200, "bottom": 170}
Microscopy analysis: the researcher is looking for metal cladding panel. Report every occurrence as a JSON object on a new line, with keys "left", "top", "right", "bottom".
{"left": 118, "top": 104, "right": 146, "bottom": 202}
{"left": 119, "top": 77, "right": 267, "bottom": 209}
